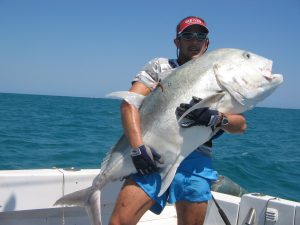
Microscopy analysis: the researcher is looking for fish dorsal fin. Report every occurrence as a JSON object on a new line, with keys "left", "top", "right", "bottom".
{"left": 177, "top": 92, "right": 225, "bottom": 124}
{"left": 106, "top": 91, "right": 145, "bottom": 109}
{"left": 100, "top": 134, "right": 128, "bottom": 173}
{"left": 99, "top": 147, "right": 113, "bottom": 173}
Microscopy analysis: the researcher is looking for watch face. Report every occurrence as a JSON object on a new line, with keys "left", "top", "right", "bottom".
{"left": 222, "top": 117, "right": 229, "bottom": 126}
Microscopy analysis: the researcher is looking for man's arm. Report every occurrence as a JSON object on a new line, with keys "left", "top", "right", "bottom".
{"left": 176, "top": 97, "right": 247, "bottom": 134}
{"left": 220, "top": 113, "right": 247, "bottom": 134}
{"left": 121, "top": 81, "right": 151, "bottom": 148}
{"left": 121, "top": 82, "right": 163, "bottom": 175}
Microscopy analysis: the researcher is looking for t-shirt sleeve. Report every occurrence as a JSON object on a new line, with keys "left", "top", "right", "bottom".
{"left": 132, "top": 58, "right": 161, "bottom": 90}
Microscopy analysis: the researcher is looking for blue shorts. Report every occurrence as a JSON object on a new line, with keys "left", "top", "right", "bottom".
{"left": 132, "top": 151, "right": 217, "bottom": 214}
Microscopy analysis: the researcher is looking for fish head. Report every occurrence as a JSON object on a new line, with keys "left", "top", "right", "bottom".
{"left": 213, "top": 49, "right": 283, "bottom": 110}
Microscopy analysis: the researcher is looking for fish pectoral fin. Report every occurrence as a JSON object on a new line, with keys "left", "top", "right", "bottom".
{"left": 158, "top": 156, "right": 184, "bottom": 197}
{"left": 106, "top": 91, "right": 145, "bottom": 109}
{"left": 177, "top": 92, "right": 225, "bottom": 124}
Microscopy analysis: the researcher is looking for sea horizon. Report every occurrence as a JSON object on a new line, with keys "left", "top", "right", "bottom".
{"left": 1, "top": 92, "right": 299, "bottom": 110}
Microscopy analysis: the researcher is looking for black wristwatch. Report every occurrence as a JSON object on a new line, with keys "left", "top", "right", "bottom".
{"left": 221, "top": 115, "right": 229, "bottom": 126}
{"left": 217, "top": 114, "right": 229, "bottom": 127}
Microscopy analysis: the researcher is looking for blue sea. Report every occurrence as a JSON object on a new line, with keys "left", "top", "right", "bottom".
{"left": 1, "top": 93, "right": 299, "bottom": 202}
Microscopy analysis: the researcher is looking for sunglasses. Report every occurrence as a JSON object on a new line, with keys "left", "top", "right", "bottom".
{"left": 178, "top": 32, "right": 207, "bottom": 41}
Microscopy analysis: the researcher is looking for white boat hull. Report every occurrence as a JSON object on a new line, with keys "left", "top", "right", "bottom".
{"left": 0, "top": 169, "right": 299, "bottom": 225}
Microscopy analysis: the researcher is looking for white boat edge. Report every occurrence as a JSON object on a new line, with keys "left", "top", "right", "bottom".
{"left": 0, "top": 168, "right": 299, "bottom": 225}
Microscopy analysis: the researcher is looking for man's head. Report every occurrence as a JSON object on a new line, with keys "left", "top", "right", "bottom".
{"left": 174, "top": 16, "right": 209, "bottom": 65}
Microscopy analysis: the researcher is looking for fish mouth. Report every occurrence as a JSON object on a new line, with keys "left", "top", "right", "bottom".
{"left": 261, "top": 62, "right": 283, "bottom": 83}
{"left": 268, "top": 73, "right": 284, "bottom": 84}
{"left": 264, "top": 75, "right": 274, "bottom": 81}
{"left": 262, "top": 73, "right": 283, "bottom": 86}
{"left": 259, "top": 61, "right": 283, "bottom": 83}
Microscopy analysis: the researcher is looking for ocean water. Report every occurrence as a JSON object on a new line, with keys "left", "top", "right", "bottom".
{"left": 0, "top": 93, "right": 299, "bottom": 202}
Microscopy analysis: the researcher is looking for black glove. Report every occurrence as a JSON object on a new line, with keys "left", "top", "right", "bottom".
{"left": 131, "top": 145, "right": 162, "bottom": 175}
{"left": 176, "top": 96, "right": 221, "bottom": 129}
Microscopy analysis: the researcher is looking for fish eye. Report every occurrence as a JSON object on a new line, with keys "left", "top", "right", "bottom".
{"left": 243, "top": 52, "right": 251, "bottom": 59}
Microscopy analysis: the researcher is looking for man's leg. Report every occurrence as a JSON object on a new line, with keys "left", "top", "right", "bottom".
{"left": 175, "top": 201, "right": 208, "bottom": 225}
{"left": 108, "top": 178, "right": 155, "bottom": 225}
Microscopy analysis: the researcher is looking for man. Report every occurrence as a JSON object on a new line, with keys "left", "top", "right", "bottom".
{"left": 109, "top": 16, "right": 246, "bottom": 225}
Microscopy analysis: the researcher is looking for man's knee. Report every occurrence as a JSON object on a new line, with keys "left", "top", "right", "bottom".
{"left": 176, "top": 201, "right": 208, "bottom": 225}
{"left": 108, "top": 216, "right": 135, "bottom": 225}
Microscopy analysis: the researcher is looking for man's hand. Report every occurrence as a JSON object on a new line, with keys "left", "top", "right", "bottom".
{"left": 131, "top": 145, "right": 163, "bottom": 175}
{"left": 176, "top": 96, "right": 221, "bottom": 129}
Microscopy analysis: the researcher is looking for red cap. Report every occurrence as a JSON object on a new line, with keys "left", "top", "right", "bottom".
{"left": 176, "top": 16, "right": 209, "bottom": 35}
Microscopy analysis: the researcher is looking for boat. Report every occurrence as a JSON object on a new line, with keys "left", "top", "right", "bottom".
{"left": 1, "top": 168, "right": 299, "bottom": 225}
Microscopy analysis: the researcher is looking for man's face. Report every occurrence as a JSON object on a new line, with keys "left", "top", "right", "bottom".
{"left": 175, "top": 25, "right": 208, "bottom": 64}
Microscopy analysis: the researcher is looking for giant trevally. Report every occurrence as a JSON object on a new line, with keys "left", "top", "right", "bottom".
{"left": 54, "top": 48, "right": 283, "bottom": 225}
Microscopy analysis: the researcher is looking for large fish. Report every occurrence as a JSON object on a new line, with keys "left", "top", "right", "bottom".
{"left": 54, "top": 48, "right": 283, "bottom": 225}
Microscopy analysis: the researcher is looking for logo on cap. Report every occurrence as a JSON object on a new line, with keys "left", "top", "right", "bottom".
{"left": 177, "top": 16, "right": 208, "bottom": 35}
{"left": 184, "top": 18, "right": 205, "bottom": 26}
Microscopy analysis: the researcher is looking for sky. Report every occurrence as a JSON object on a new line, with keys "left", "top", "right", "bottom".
{"left": 0, "top": 0, "right": 299, "bottom": 109}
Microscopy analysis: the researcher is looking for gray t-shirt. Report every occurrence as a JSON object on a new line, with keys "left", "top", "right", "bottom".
{"left": 132, "top": 58, "right": 179, "bottom": 90}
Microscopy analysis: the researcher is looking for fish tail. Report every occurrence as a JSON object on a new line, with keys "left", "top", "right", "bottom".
{"left": 54, "top": 187, "right": 102, "bottom": 225}
{"left": 86, "top": 190, "right": 102, "bottom": 225}
{"left": 54, "top": 186, "right": 94, "bottom": 206}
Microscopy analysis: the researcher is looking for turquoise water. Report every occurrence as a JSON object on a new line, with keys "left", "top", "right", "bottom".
{"left": 1, "top": 93, "right": 299, "bottom": 202}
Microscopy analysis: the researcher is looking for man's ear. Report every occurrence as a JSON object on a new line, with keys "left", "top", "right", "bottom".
{"left": 174, "top": 38, "right": 180, "bottom": 48}
{"left": 206, "top": 38, "right": 210, "bottom": 48}
{"left": 203, "top": 38, "right": 209, "bottom": 53}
